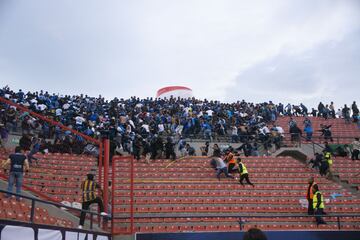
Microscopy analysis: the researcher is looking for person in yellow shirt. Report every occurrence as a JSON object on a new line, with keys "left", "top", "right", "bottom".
{"left": 78, "top": 173, "right": 108, "bottom": 229}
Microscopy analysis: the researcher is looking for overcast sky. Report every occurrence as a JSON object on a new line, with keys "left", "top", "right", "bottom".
{"left": 0, "top": 0, "right": 359, "bottom": 108}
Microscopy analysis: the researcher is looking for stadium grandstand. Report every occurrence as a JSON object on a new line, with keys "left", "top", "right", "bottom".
{"left": 0, "top": 86, "right": 359, "bottom": 240}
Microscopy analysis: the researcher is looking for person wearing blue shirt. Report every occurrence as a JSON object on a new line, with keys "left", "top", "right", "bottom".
{"left": 2, "top": 146, "right": 30, "bottom": 200}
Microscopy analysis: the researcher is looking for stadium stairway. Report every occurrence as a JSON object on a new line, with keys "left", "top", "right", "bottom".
{"left": 331, "top": 156, "right": 360, "bottom": 191}
{"left": 111, "top": 155, "right": 360, "bottom": 233}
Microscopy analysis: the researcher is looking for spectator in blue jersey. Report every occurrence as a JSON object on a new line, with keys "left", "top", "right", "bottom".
{"left": 304, "top": 124, "right": 313, "bottom": 141}
{"left": 202, "top": 120, "right": 213, "bottom": 142}
{"left": 2, "top": 146, "right": 30, "bottom": 200}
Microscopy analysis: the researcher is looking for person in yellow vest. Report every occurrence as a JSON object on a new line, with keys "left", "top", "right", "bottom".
{"left": 323, "top": 151, "right": 333, "bottom": 177}
{"left": 312, "top": 184, "right": 327, "bottom": 225}
{"left": 237, "top": 158, "right": 254, "bottom": 187}
{"left": 306, "top": 177, "right": 317, "bottom": 215}
{"left": 78, "top": 173, "right": 108, "bottom": 229}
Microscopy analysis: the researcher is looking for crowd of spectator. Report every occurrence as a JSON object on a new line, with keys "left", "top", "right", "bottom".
{"left": 0, "top": 85, "right": 359, "bottom": 159}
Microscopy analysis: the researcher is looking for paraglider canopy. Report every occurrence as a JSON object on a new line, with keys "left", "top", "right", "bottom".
{"left": 156, "top": 86, "right": 193, "bottom": 99}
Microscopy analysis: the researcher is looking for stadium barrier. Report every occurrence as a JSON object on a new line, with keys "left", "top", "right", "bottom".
{"left": 0, "top": 219, "right": 111, "bottom": 240}
{"left": 0, "top": 189, "right": 108, "bottom": 231}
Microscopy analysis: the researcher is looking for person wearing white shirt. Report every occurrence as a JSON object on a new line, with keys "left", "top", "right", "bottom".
{"left": 206, "top": 109, "right": 214, "bottom": 117}
{"left": 215, "top": 157, "right": 234, "bottom": 181}
{"left": 158, "top": 123, "right": 165, "bottom": 133}
{"left": 275, "top": 125, "right": 285, "bottom": 137}
{"left": 141, "top": 124, "right": 150, "bottom": 133}
{"left": 55, "top": 108, "right": 62, "bottom": 116}
{"left": 75, "top": 116, "right": 86, "bottom": 125}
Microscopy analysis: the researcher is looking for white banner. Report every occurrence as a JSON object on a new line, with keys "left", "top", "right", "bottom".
{"left": 0, "top": 224, "right": 109, "bottom": 240}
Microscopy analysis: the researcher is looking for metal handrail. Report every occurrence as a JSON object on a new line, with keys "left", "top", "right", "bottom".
{"left": 111, "top": 213, "right": 360, "bottom": 232}
{"left": 0, "top": 188, "right": 107, "bottom": 230}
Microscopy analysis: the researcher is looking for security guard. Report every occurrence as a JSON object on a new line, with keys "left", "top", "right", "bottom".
{"left": 312, "top": 184, "right": 326, "bottom": 225}
{"left": 306, "top": 177, "right": 317, "bottom": 215}
{"left": 237, "top": 158, "right": 254, "bottom": 187}
{"left": 324, "top": 151, "right": 333, "bottom": 167}
{"left": 323, "top": 151, "right": 333, "bottom": 177}
{"left": 78, "top": 173, "right": 108, "bottom": 229}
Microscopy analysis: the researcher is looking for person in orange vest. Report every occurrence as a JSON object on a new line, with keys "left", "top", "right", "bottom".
{"left": 226, "top": 151, "right": 237, "bottom": 173}
{"left": 306, "top": 177, "right": 317, "bottom": 215}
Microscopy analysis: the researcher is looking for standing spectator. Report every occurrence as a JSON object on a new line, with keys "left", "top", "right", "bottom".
{"left": 289, "top": 124, "right": 302, "bottom": 146}
{"left": 312, "top": 184, "right": 327, "bottom": 225}
{"left": 2, "top": 146, "right": 30, "bottom": 201}
{"left": 231, "top": 126, "right": 238, "bottom": 143}
{"left": 78, "top": 173, "right": 107, "bottom": 229}
{"left": 304, "top": 124, "right": 313, "bottom": 141}
{"left": 342, "top": 104, "right": 351, "bottom": 124}
{"left": 306, "top": 177, "right": 317, "bottom": 215}
{"left": 237, "top": 158, "right": 254, "bottom": 187}
{"left": 132, "top": 135, "right": 142, "bottom": 160}
{"left": 212, "top": 143, "right": 221, "bottom": 157}
{"left": 303, "top": 117, "right": 312, "bottom": 128}
{"left": 351, "top": 138, "right": 360, "bottom": 160}
{"left": 27, "top": 137, "right": 40, "bottom": 165}
{"left": 165, "top": 137, "right": 176, "bottom": 160}
{"left": 0, "top": 123, "right": 8, "bottom": 150}
{"left": 200, "top": 141, "right": 210, "bottom": 156}
{"left": 318, "top": 102, "right": 325, "bottom": 118}
{"left": 300, "top": 103, "right": 308, "bottom": 116}
{"left": 202, "top": 121, "right": 213, "bottom": 142}
{"left": 329, "top": 102, "right": 335, "bottom": 118}
{"left": 319, "top": 124, "right": 333, "bottom": 142}
{"left": 288, "top": 117, "right": 297, "bottom": 129}
{"left": 19, "top": 134, "right": 32, "bottom": 151}
{"left": 352, "top": 101, "right": 359, "bottom": 122}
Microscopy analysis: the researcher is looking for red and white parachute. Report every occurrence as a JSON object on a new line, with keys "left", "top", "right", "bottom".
{"left": 156, "top": 86, "right": 193, "bottom": 99}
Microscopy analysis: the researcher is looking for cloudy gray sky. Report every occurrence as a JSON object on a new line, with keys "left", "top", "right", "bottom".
{"left": 0, "top": 0, "right": 359, "bottom": 107}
